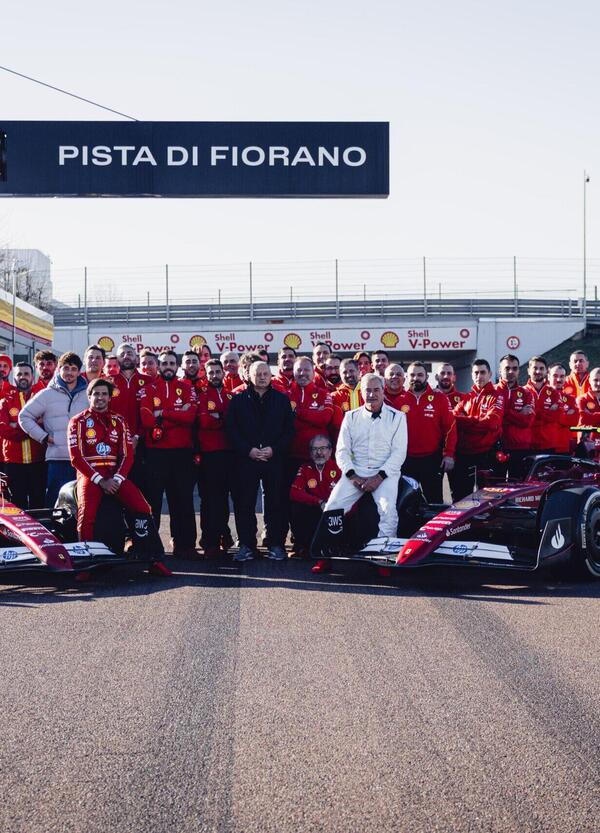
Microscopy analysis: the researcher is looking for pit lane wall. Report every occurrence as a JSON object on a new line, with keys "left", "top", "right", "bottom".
{"left": 52, "top": 318, "right": 583, "bottom": 381}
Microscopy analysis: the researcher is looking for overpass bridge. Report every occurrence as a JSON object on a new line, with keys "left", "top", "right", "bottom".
{"left": 52, "top": 295, "right": 589, "bottom": 390}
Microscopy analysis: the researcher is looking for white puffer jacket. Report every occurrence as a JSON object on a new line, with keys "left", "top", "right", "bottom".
{"left": 19, "top": 376, "right": 89, "bottom": 461}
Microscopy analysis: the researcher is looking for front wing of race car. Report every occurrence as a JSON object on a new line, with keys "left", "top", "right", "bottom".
{"left": 0, "top": 500, "right": 129, "bottom": 574}
{"left": 312, "top": 487, "right": 577, "bottom": 573}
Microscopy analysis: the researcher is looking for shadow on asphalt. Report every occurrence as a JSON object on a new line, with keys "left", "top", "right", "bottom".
{"left": 3, "top": 556, "right": 600, "bottom": 605}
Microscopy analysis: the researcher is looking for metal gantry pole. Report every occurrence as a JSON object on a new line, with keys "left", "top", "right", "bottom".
{"left": 165, "top": 264, "right": 170, "bottom": 322}
{"left": 11, "top": 261, "right": 17, "bottom": 358}
{"left": 584, "top": 171, "right": 590, "bottom": 327}
{"left": 249, "top": 261, "right": 254, "bottom": 321}
{"left": 84, "top": 266, "right": 88, "bottom": 329}
{"left": 335, "top": 259, "right": 340, "bottom": 319}
{"left": 513, "top": 256, "right": 518, "bottom": 316}
{"left": 423, "top": 256, "right": 428, "bottom": 317}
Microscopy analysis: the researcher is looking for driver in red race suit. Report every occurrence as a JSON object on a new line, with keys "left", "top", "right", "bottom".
{"left": 68, "top": 378, "right": 170, "bottom": 575}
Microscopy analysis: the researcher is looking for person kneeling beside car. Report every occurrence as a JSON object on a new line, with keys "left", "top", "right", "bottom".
{"left": 289, "top": 434, "right": 341, "bottom": 557}
{"left": 68, "top": 378, "right": 171, "bottom": 576}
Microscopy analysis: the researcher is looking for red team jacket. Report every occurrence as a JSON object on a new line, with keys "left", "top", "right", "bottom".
{"left": 139, "top": 378, "right": 197, "bottom": 449}
{"left": 223, "top": 373, "right": 242, "bottom": 393}
{"left": 495, "top": 381, "right": 535, "bottom": 451}
{"left": 554, "top": 390, "right": 578, "bottom": 453}
{"left": 68, "top": 408, "right": 133, "bottom": 484}
{"left": 0, "top": 390, "right": 45, "bottom": 463}
{"left": 197, "top": 385, "right": 233, "bottom": 452}
{"left": 287, "top": 382, "right": 334, "bottom": 459}
{"left": 453, "top": 382, "right": 504, "bottom": 454}
{"left": 271, "top": 372, "right": 294, "bottom": 394}
{"left": 110, "top": 370, "right": 149, "bottom": 437}
{"left": 397, "top": 386, "right": 457, "bottom": 458}
{"left": 290, "top": 461, "right": 341, "bottom": 506}
{"left": 525, "top": 381, "right": 561, "bottom": 451}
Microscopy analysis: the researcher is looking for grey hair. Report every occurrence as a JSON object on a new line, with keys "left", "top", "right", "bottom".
{"left": 360, "top": 372, "right": 384, "bottom": 393}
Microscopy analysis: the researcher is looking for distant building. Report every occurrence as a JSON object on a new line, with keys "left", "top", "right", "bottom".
{"left": 0, "top": 248, "right": 53, "bottom": 310}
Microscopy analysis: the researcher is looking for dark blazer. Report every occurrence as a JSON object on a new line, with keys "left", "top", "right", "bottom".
{"left": 226, "top": 385, "right": 295, "bottom": 459}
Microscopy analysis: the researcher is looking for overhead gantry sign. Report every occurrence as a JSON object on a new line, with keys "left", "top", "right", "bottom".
{"left": 0, "top": 121, "right": 389, "bottom": 198}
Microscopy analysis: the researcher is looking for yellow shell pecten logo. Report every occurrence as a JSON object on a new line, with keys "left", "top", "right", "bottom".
{"left": 98, "top": 336, "right": 115, "bottom": 352}
{"left": 283, "top": 333, "right": 302, "bottom": 349}
{"left": 1, "top": 507, "right": 23, "bottom": 515}
{"left": 380, "top": 331, "right": 399, "bottom": 348}
{"left": 189, "top": 335, "right": 207, "bottom": 348}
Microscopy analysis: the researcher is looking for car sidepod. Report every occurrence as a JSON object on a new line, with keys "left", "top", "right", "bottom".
{"left": 538, "top": 485, "right": 600, "bottom": 578}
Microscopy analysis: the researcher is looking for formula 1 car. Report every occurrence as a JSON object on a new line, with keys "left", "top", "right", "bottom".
{"left": 311, "top": 448, "right": 600, "bottom": 580}
{"left": 0, "top": 478, "right": 169, "bottom": 579}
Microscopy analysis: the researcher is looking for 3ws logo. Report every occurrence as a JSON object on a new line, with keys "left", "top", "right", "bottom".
{"left": 326, "top": 512, "right": 344, "bottom": 535}
{"left": 135, "top": 518, "right": 149, "bottom": 538}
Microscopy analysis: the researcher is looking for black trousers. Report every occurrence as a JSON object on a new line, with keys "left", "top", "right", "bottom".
{"left": 402, "top": 453, "right": 443, "bottom": 503}
{"left": 290, "top": 502, "right": 322, "bottom": 550}
{"left": 452, "top": 451, "right": 494, "bottom": 502}
{"left": 232, "top": 457, "right": 286, "bottom": 549}
{"left": 4, "top": 462, "right": 47, "bottom": 510}
{"left": 145, "top": 448, "right": 196, "bottom": 548}
{"left": 198, "top": 450, "right": 233, "bottom": 547}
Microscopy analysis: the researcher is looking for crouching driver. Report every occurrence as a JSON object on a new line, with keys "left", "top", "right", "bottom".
{"left": 68, "top": 378, "right": 171, "bottom": 576}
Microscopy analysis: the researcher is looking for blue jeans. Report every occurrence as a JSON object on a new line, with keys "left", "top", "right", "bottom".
{"left": 46, "top": 461, "right": 76, "bottom": 508}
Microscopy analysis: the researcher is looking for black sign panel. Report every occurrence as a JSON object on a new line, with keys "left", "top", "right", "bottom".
{"left": 0, "top": 121, "right": 389, "bottom": 198}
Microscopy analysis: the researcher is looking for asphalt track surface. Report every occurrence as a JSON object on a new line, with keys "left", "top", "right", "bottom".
{"left": 2, "top": 522, "right": 600, "bottom": 832}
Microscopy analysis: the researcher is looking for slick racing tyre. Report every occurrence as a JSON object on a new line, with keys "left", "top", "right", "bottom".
{"left": 576, "top": 491, "right": 600, "bottom": 579}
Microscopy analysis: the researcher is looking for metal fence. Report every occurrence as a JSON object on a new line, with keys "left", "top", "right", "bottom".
{"left": 50, "top": 256, "right": 600, "bottom": 324}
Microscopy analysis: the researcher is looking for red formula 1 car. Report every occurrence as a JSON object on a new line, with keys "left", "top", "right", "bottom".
{"left": 0, "top": 478, "right": 168, "bottom": 579}
{"left": 311, "top": 447, "right": 600, "bottom": 580}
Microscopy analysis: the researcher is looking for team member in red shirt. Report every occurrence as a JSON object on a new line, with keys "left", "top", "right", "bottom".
{"left": 68, "top": 378, "right": 170, "bottom": 575}
{"left": 548, "top": 363, "right": 579, "bottom": 455}
{"left": 0, "top": 354, "right": 14, "bottom": 397}
{"left": 312, "top": 342, "right": 331, "bottom": 389}
{"left": 139, "top": 350, "right": 198, "bottom": 557}
{"left": 288, "top": 357, "right": 334, "bottom": 463}
{"left": 564, "top": 350, "right": 591, "bottom": 398}
{"left": 271, "top": 347, "right": 297, "bottom": 393}
{"left": 197, "top": 359, "right": 234, "bottom": 557}
{"left": 400, "top": 361, "right": 456, "bottom": 502}
{"left": 323, "top": 355, "right": 342, "bottom": 391}
{"left": 383, "top": 363, "right": 405, "bottom": 410}
{"left": 110, "top": 343, "right": 150, "bottom": 491}
{"left": 372, "top": 350, "right": 390, "bottom": 378}
{"left": 576, "top": 368, "right": 600, "bottom": 456}
{"left": 221, "top": 351, "right": 242, "bottom": 392}
{"left": 139, "top": 350, "right": 159, "bottom": 379}
{"left": 453, "top": 359, "right": 504, "bottom": 499}
{"left": 105, "top": 355, "right": 120, "bottom": 378}
{"left": 435, "top": 363, "right": 466, "bottom": 409}
{"left": 0, "top": 362, "right": 46, "bottom": 508}
{"left": 181, "top": 350, "right": 206, "bottom": 396}
{"left": 525, "top": 356, "right": 561, "bottom": 454}
{"left": 495, "top": 354, "right": 535, "bottom": 477}
{"left": 289, "top": 434, "right": 341, "bottom": 557}
{"left": 332, "top": 359, "right": 363, "bottom": 413}
{"left": 353, "top": 351, "right": 372, "bottom": 377}
{"left": 32, "top": 350, "right": 57, "bottom": 393}
{"left": 80, "top": 344, "right": 105, "bottom": 384}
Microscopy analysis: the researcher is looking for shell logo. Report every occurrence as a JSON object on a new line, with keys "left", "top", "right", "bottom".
{"left": 9, "top": 408, "right": 18, "bottom": 417}
{"left": 98, "top": 336, "right": 115, "bottom": 352}
{"left": 189, "top": 335, "right": 207, "bottom": 348}
{"left": 401, "top": 404, "right": 410, "bottom": 413}
{"left": 86, "top": 429, "right": 96, "bottom": 439}
{"left": 112, "top": 388, "right": 120, "bottom": 397}
{"left": 207, "top": 400, "right": 216, "bottom": 410}
{"left": 153, "top": 397, "right": 161, "bottom": 408}
{"left": 1, "top": 507, "right": 23, "bottom": 515}
{"left": 381, "top": 331, "right": 399, "bottom": 348}
{"left": 307, "top": 478, "right": 318, "bottom": 489}
{"left": 283, "top": 333, "right": 302, "bottom": 349}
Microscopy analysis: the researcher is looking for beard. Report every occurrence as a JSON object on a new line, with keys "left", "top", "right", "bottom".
{"left": 411, "top": 381, "right": 426, "bottom": 393}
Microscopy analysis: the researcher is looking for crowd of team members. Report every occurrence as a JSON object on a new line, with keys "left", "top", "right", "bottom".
{"left": 0, "top": 341, "right": 597, "bottom": 562}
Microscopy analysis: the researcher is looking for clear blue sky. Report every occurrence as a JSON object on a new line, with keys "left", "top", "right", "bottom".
{"left": 1, "top": 0, "right": 599, "bottom": 289}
